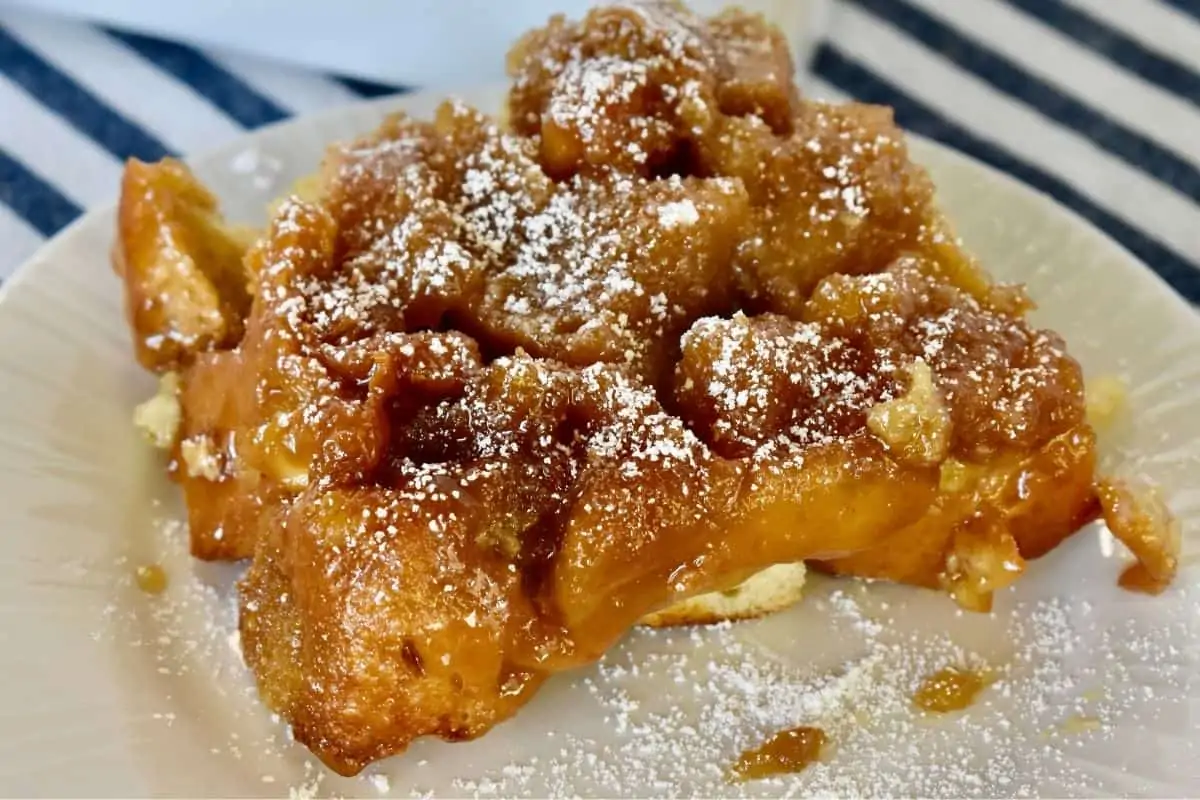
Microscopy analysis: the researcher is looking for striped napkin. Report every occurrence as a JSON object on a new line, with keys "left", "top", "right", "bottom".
{"left": 1, "top": 0, "right": 1197, "bottom": 303}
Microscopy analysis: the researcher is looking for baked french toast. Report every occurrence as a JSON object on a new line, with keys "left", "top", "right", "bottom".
{"left": 114, "top": 0, "right": 1178, "bottom": 776}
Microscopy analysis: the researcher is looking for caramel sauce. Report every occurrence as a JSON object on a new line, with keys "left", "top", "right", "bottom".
{"left": 731, "top": 726, "right": 826, "bottom": 782}
{"left": 134, "top": 563, "right": 168, "bottom": 595}
{"left": 912, "top": 667, "right": 989, "bottom": 713}
{"left": 1118, "top": 563, "right": 1164, "bottom": 594}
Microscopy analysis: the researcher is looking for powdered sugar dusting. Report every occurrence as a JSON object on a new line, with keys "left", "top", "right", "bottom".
{"left": 437, "top": 570, "right": 1194, "bottom": 798}
{"left": 657, "top": 199, "right": 699, "bottom": 228}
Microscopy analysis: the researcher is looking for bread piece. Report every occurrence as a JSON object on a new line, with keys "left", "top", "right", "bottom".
{"left": 113, "top": 158, "right": 252, "bottom": 372}
{"left": 640, "top": 562, "right": 807, "bottom": 627}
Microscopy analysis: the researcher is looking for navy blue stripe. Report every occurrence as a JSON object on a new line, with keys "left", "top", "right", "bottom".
{"left": 812, "top": 43, "right": 1200, "bottom": 304}
{"left": 334, "top": 75, "right": 409, "bottom": 99}
{"left": 104, "top": 28, "right": 288, "bottom": 129}
{"left": 0, "top": 27, "right": 171, "bottom": 162}
{"left": 1156, "top": 0, "right": 1200, "bottom": 24}
{"left": 845, "top": 0, "right": 1200, "bottom": 205}
{"left": 999, "top": 0, "right": 1200, "bottom": 106}
{"left": 0, "top": 146, "right": 82, "bottom": 237}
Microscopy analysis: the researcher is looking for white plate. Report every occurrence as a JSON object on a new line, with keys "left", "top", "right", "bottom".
{"left": 0, "top": 87, "right": 1196, "bottom": 798}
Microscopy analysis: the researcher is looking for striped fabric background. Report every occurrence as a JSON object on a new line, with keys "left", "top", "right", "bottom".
{"left": 1, "top": 0, "right": 1198, "bottom": 302}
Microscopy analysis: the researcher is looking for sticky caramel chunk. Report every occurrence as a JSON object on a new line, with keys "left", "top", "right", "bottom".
{"left": 677, "top": 259, "right": 1085, "bottom": 465}
{"left": 507, "top": 0, "right": 798, "bottom": 178}
{"left": 674, "top": 312, "right": 893, "bottom": 459}
{"left": 472, "top": 173, "right": 748, "bottom": 383}
{"left": 242, "top": 485, "right": 546, "bottom": 775}
{"left": 1098, "top": 478, "right": 1180, "bottom": 594}
{"left": 707, "top": 8, "right": 799, "bottom": 133}
{"left": 731, "top": 726, "right": 825, "bottom": 781}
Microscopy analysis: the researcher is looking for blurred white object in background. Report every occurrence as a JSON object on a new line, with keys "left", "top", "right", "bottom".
{"left": 0, "top": 0, "right": 830, "bottom": 86}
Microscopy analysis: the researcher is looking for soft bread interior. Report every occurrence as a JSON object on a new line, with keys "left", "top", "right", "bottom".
{"left": 639, "top": 561, "right": 807, "bottom": 627}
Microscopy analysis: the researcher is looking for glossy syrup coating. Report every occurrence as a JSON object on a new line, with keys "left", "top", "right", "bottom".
{"left": 134, "top": 563, "right": 169, "bottom": 595}
{"left": 107, "top": 0, "right": 1143, "bottom": 777}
